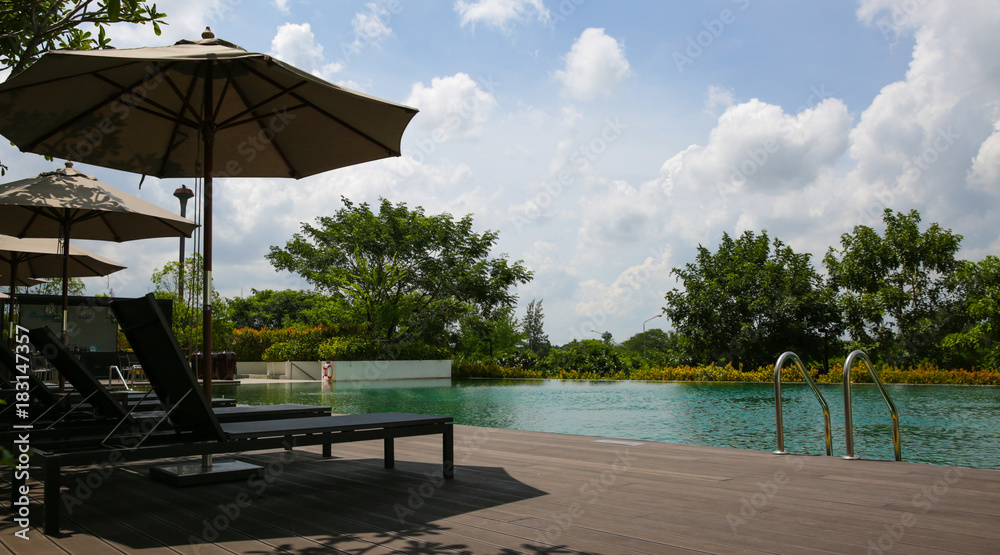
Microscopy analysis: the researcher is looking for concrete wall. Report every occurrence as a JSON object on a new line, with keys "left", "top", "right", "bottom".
{"left": 259, "top": 360, "right": 452, "bottom": 381}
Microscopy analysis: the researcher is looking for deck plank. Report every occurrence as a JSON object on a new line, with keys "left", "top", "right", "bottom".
{"left": 2, "top": 424, "right": 999, "bottom": 554}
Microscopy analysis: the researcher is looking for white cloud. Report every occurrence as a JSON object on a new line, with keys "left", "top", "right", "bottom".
{"left": 404, "top": 73, "right": 498, "bottom": 142}
{"left": 273, "top": 0, "right": 291, "bottom": 15}
{"left": 554, "top": 28, "right": 631, "bottom": 101}
{"left": 269, "top": 23, "right": 343, "bottom": 81}
{"left": 454, "top": 0, "right": 550, "bottom": 31}
{"left": 350, "top": 3, "right": 394, "bottom": 51}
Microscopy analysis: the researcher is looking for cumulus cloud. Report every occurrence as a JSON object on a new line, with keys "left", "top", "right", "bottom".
{"left": 554, "top": 28, "right": 631, "bottom": 100}
{"left": 844, "top": 0, "right": 1000, "bottom": 225}
{"left": 705, "top": 85, "right": 735, "bottom": 116}
{"left": 273, "top": 0, "right": 291, "bottom": 15}
{"left": 269, "top": 23, "right": 343, "bottom": 80}
{"left": 404, "top": 73, "right": 499, "bottom": 142}
{"left": 454, "top": 0, "right": 550, "bottom": 31}
{"left": 656, "top": 97, "right": 852, "bottom": 199}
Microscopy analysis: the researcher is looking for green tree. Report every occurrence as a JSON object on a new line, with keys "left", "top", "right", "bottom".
{"left": 228, "top": 288, "right": 340, "bottom": 329}
{"left": 150, "top": 253, "right": 231, "bottom": 354}
{"left": 267, "top": 197, "right": 532, "bottom": 356}
{"left": 453, "top": 305, "right": 523, "bottom": 359}
{"left": 0, "top": 0, "right": 167, "bottom": 75}
{"left": 664, "top": 230, "right": 838, "bottom": 369}
{"left": 32, "top": 277, "right": 85, "bottom": 296}
{"left": 0, "top": 0, "right": 167, "bottom": 174}
{"left": 621, "top": 328, "right": 688, "bottom": 366}
{"left": 824, "top": 209, "right": 963, "bottom": 365}
{"left": 942, "top": 256, "right": 1000, "bottom": 368}
{"left": 521, "top": 298, "right": 550, "bottom": 355}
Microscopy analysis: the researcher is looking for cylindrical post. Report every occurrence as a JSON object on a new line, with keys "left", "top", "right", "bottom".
{"left": 201, "top": 61, "right": 214, "bottom": 401}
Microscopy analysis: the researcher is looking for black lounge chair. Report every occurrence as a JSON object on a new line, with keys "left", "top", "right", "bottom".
{"left": 22, "top": 325, "right": 332, "bottom": 427}
{"left": 27, "top": 293, "right": 453, "bottom": 535}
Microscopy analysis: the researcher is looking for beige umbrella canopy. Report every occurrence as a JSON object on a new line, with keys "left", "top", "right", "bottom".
{"left": 1, "top": 235, "right": 126, "bottom": 346}
{"left": 0, "top": 27, "right": 417, "bottom": 397}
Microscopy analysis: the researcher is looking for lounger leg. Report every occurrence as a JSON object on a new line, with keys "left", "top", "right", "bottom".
{"left": 443, "top": 423, "right": 454, "bottom": 479}
{"left": 322, "top": 442, "right": 331, "bottom": 458}
{"left": 384, "top": 437, "right": 395, "bottom": 469}
{"left": 44, "top": 461, "right": 61, "bottom": 535}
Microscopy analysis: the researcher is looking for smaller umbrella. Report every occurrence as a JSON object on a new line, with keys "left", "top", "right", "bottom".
{"left": 1, "top": 235, "right": 126, "bottom": 350}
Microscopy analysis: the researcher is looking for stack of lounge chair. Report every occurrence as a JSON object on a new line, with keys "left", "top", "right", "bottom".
{"left": 5, "top": 293, "right": 454, "bottom": 535}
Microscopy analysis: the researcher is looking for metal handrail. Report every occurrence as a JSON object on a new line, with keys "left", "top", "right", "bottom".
{"left": 843, "top": 350, "right": 901, "bottom": 461}
{"left": 773, "top": 351, "right": 832, "bottom": 456}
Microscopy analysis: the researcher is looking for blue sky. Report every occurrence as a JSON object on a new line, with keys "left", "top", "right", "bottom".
{"left": 2, "top": 0, "right": 997, "bottom": 346}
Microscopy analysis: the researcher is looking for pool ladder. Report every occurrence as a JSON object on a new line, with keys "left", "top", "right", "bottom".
{"left": 773, "top": 350, "right": 901, "bottom": 461}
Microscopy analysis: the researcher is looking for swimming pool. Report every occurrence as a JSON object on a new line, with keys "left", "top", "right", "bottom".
{"left": 215, "top": 379, "right": 1000, "bottom": 471}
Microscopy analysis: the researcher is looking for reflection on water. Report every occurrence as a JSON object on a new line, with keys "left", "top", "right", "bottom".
{"left": 215, "top": 379, "right": 1000, "bottom": 470}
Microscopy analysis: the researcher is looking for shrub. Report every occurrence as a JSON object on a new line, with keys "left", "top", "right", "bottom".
{"left": 318, "top": 335, "right": 379, "bottom": 361}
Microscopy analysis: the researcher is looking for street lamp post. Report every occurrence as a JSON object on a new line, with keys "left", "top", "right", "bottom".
{"left": 173, "top": 185, "right": 194, "bottom": 300}
{"left": 643, "top": 313, "right": 663, "bottom": 358}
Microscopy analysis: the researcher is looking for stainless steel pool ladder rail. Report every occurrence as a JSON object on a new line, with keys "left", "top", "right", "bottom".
{"left": 773, "top": 351, "right": 832, "bottom": 456}
{"left": 843, "top": 350, "right": 901, "bottom": 461}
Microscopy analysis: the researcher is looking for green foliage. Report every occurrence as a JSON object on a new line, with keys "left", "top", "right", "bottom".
{"left": 267, "top": 197, "right": 532, "bottom": 356}
{"left": 825, "top": 209, "right": 963, "bottom": 366}
{"left": 522, "top": 299, "right": 551, "bottom": 355}
{"left": 232, "top": 328, "right": 271, "bottom": 361}
{"left": 665, "top": 229, "right": 839, "bottom": 369}
{"left": 318, "top": 334, "right": 379, "bottom": 361}
{"left": 32, "top": 277, "right": 85, "bottom": 296}
{"left": 0, "top": 0, "right": 167, "bottom": 75}
{"left": 943, "top": 256, "right": 1000, "bottom": 367}
{"left": 452, "top": 305, "right": 523, "bottom": 360}
{"left": 538, "top": 339, "right": 641, "bottom": 377}
{"left": 260, "top": 326, "right": 330, "bottom": 362}
{"left": 150, "top": 254, "right": 230, "bottom": 354}
{"left": 228, "top": 288, "right": 342, "bottom": 329}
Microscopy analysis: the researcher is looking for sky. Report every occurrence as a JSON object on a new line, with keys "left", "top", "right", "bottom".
{"left": 1, "top": 0, "right": 998, "bottom": 346}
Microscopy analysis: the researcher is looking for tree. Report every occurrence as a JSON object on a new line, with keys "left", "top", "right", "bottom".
{"left": 522, "top": 298, "right": 550, "bottom": 355}
{"left": 0, "top": 0, "right": 167, "bottom": 174}
{"left": 942, "top": 256, "right": 1000, "bottom": 368}
{"left": 150, "top": 253, "right": 231, "bottom": 353}
{"left": 824, "top": 209, "right": 963, "bottom": 365}
{"left": 32, "top": 277, "right": 85, "bottom": 296}
{"left": 228, "top": 289, "right": 338, "bottom": 329}
{"left": 620, "top": 328, "right": 688, "bottom": 366}
{"left": 0, "top": 0, "right": 167, "bottom": 75}
{"left": 664, "top": 230, "right": 839, "bottom": 369}
{"left": 267, "top": 197, "right": 533, "bottom": 356}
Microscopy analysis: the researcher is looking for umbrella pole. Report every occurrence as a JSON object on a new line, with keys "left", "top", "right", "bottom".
{"left": 201, "top": 65, "right": 215, "bottom": 404}
{"left": 59, "top": 219, "right": 70, "bottom": 392}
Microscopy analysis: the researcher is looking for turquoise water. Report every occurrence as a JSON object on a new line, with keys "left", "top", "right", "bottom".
{"left": 214, "top": 379, "right": 1000, "bottom": 471}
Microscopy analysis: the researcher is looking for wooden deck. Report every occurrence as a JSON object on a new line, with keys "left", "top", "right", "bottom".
{"left": 2, "top": 424, "right": 998, "bottom": 554}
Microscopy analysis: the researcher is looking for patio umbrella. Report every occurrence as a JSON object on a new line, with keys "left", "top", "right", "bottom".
{"left": 1, "top": 235, "right": 126, "bottom": 348}
{"left": 0, "top": 163, "right": 196, "bottom": 353}
{"left": 0, "top": 28, "right": 418, "bottom": 396}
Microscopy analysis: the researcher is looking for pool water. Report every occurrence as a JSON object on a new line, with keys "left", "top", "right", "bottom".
{"left": 214, "top": 379, "right": 1000, "bottom": 471}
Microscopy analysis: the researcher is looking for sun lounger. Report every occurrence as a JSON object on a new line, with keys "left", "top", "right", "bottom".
{"left": 22, "top": 325, "right": 332, "bottom": 427}
{"left": 25, "top": 293, "right": 453, "bottom": 535}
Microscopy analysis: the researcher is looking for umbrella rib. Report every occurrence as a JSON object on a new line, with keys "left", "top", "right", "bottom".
{"left": 225, "top": 70, "right": 298, "bottom": 177}
{"left": 24, "top": 65, "right": 188, "bottom": 152}
{"left": 158, "top": 69, "right": 205, "bottom": 179}
{"left": 242, "top": 63, "right": 406, "bottom": 157}
{"left": 215, "top": 80, "right": 308, "bottom": 129}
